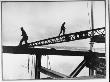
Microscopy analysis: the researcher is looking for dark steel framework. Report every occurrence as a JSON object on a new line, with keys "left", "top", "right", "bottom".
{"left": 2, "top": 27, "right": 105, "bottom": 79}
{"left": 1, "top": 0, "right": 106, "bottom": 80}
{"left": 23, "top": 27, "right": 105, "bottom": 47}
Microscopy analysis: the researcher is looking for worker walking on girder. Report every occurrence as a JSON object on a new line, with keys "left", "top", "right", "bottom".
{"left": 59, "top": 22, "right": 66, "bottom": 36}
{"left": 19, "top": 27, "right": 28, "bottom": 46}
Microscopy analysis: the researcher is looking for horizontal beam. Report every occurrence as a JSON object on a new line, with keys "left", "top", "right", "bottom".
{"left": 91, "top": 35, "right": 105, "bottom": 43}
{"left": 40, "top": 66, "right": 69, "bottom": 78}
{"left": 1, "top": 0, "right": 105, "bottom": 2}
{"left": 52, "top": 75, "right": 105, "bottom": 80}
{"left": 2, "top": 46, "right": 105, "bottom": 57}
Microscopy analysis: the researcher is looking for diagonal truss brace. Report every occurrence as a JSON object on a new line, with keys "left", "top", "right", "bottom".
{"left": 40, "top": 66, "right": 70, "bottom": 78}
{"left": 69, "top": 59, "right": 87, "bottom": 77}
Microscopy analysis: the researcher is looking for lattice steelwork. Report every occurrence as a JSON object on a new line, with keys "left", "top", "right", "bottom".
{"left": 23, "top": 27, "right": 105, "bottom": 47}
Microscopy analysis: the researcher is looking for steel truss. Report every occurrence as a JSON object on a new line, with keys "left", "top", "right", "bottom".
{"left": 23, "top": 27, "right": 105, "bottom": 47}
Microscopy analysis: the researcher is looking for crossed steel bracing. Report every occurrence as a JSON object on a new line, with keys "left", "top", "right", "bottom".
{"left": 2, "top": 27, "right": 105, "bottom": 79}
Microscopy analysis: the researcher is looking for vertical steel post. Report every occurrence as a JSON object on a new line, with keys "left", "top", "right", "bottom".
{"left": 89, "top": 1, "right": 94, "bottom": 76}
{"left": 105, "top": 0, "right": 106, "bottom": 28}
{"left": 35, "top": 54, "right": 41, "bottom": 79}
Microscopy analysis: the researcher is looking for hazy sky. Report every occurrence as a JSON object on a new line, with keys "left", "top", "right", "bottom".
{"left": 2, "top": 1, "right": 105, "bottom": 80}
{"left": 2, "top": 1, "right": 105, "bottom": 47}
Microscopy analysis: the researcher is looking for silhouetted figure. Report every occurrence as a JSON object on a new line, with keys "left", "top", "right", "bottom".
{"left": 59, "top": 22, "right": 66, "bottom": 36}
{"left": 19, "top": 27, "right": 28, "bottom": 46}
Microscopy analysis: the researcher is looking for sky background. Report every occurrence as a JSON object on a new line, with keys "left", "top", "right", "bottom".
{"left": 2, "top": 1, "right": 105, "bottom": 80}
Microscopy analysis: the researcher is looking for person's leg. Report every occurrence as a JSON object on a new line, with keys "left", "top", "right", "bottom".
{"left": 59, "top": 29, "right": 62, "bottom": 36}
{"left": 24, "top": 36, "right": 28, "bottom": 44}
{"left": 63, "top": 29, "right": 65, "bottom": 35}
{"left": 19, "top": 37, "right": 24, "bottom": 46}
{"left": 25, "top": 40, "right": 28, "bottom": 44}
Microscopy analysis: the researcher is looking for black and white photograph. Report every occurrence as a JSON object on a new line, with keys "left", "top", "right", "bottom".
{"left": 1, "top": 0, "right": 109, "bottom": 81}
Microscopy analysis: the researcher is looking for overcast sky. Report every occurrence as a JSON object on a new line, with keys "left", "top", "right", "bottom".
{"left": 2, "top": 1, "right": 105, "bottom": 80}
{"left": 2, "top": 1, "right": 105, "bottom": 47}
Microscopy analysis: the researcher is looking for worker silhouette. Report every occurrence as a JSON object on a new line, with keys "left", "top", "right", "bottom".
{"left": 59, "top": 22, "right": 66, "bottom": 36}
{"left": 19, "top": 27, "right": 28, "bottom": 46}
